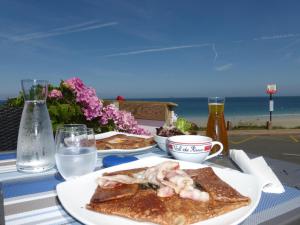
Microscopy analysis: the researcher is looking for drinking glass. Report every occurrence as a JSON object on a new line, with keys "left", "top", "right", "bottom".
{"left": 61, "top": 124, "right": 87, "bottom": 131}
{"left": 55, "top": 126, "right": 97, "bottom": 180}
{"left": 54, "top": 124, "right": 87, "bottom": 142}
{"left": 206, "top": 97, "right": 229, "bottom": 155}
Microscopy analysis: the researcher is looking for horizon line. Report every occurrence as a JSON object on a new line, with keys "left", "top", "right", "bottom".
{"left": 103, "top": 95, "right": 300, "bottom": 100}
{"left": 1, "top": 95, "right": 300, "bottom": 101}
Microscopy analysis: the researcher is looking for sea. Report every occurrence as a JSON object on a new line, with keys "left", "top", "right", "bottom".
{"left": 2, "top": 96, "right": 300, "bottom": 122}
{"left": 133, "top": 96, "right": 300, "bottom": 121}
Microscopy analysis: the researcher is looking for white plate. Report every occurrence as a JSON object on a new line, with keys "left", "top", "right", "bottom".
{"left": 95, "top": 131, "right": 156, "bottom": 154}
{"left": 57, "top": 156, "right": 262, "bottom": 225}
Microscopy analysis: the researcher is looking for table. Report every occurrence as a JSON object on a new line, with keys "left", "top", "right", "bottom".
{"left": 1, "top": 148, "right": 300, "bottom": 225}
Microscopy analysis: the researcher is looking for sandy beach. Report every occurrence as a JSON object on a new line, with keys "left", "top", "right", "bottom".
{"left": 187, "top": 114, "right": 300, "bottom": 128}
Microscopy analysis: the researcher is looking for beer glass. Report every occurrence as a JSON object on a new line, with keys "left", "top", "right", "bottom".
{"left": 206, "top": 97, "right": 229, "bottom": 155}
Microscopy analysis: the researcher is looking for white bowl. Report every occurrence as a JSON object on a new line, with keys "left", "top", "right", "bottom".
{"left": 167, "top": 135, "right": 223, "bottom": 163}
{"left": 154, "top": 135, "right": 168, "bottom": 152}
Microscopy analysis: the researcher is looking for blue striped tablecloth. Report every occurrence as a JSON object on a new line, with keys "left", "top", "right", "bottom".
{"left": 1, "top": 148, "right": 300, "bottom": 225}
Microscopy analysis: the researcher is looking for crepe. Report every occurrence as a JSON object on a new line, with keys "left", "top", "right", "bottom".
{"left": 87, "top": 165, "right": 251, "bottom": 225}
{"left": 96, "top": 134, "right": 155, "bottom": 150}
{"left": 189, "top": 167, "right": 250, "bottom": 203}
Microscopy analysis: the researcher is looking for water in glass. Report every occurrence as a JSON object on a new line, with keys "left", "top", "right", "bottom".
{"left": 55, "top": 147, "right": 97, "bottom": 180}
{"left": 55, "top": 126, "right": 97, "bottom": 180}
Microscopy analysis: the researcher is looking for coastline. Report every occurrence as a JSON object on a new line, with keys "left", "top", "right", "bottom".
{"left": 186, "top": 114, "right": 300, "bottom": 128}
{"left": 2, "top": 98, "right": 300, "bottom": 129}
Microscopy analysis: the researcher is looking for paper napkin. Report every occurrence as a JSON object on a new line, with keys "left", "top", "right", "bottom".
{"left": 230, "top": 149, "right": 285, "bottom": 194}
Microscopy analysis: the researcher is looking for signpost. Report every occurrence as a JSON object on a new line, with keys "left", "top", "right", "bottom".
{"left": 266, "top": 84, "right": 277, "bottom": 124}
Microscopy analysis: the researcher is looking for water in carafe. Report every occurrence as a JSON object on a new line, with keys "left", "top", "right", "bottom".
{"left": 17, "top": 79, "right": 55, "bottom": 173}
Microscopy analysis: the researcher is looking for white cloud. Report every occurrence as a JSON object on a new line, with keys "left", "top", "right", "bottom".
{"left": 215, "top": 63, "right": 233, "bottom": 71}
{"left": 9, "top": 21, "right": 118, "bottom": 42}
{"left": 279, "top": 38, "right": 300, "bottom": 51}
{"left": 254, "top": 33, "right": 300, "bottom": 41}
{"left": 104, "top": 44, "right": 211, "bottom": 57}
{"left": 212, "top": 43, "right": 218, "bottom": 62}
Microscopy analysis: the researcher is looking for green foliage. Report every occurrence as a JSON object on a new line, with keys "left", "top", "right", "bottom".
{"left": 5, "top": 78, "right": 150, "bottom": 135}
{"left": 99, "top": 119, "right": 116, "bottom": 133}
{"left": 175, "top": 117, "right": 199, "bottom": 133}
{"left": 233, "top": 121, "right": 266, "bottom": 130}
{"left": 232, "top": 125, "right": 266, "bottom": 130}
{"left": 6, "top": 92, "right": 24, "bottom": 107}
{"left": 48, "top": 103, "right": 82, "bottom": 131}
{"left": 5, "top": 81, "right": 96, "bottom": 133}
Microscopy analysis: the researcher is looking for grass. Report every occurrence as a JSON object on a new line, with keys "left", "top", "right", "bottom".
{"left": 230, "top": 121, "right": 286, "bottom": 130}
{"left": 232, "top": 125, "right": 267, "bottom": 130}
{"left": 197, "top": 124, "right": 300, "bottom": 131}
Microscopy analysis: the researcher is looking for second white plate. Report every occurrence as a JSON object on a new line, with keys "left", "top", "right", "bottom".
{"left": 95, "top": 131, "right": 156, "bottom": 154}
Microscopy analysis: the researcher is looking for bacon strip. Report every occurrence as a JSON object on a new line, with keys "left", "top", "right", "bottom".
{"left": 97, "top": 161, "right": 209, "bottom": 202}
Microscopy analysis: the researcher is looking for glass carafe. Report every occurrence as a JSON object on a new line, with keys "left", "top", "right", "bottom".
{"left": 206, "top": 97, "right": 229, "bottom": 156}
{"left": 17, "top": 79, "right": 55, "bottom": 173}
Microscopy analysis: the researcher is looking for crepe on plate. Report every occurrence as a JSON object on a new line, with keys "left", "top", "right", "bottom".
{"left": 96, "top": 134, "right": 155, "bottom": 150}
{"left": 87, "top": 161, "right": 250, "bottom": 225}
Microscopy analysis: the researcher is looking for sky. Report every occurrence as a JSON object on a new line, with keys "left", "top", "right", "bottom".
{"left": 0, "top": 0, "right": 300, "bottom": 99}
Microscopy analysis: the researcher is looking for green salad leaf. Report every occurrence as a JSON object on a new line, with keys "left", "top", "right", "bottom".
{"left": 175, "top": 117, "right": 194, "bottom": 133}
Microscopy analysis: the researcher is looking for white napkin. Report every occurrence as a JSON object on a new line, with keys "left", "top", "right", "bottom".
{"left": 230, "top": 149, "right": 285, "bottom": 194}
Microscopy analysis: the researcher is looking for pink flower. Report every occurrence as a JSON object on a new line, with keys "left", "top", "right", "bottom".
{"left": 60, "top": 77, "right": 149, "bottom": 135}
{"left": 62, "top": 77, "right": 103, "bottom": 121}
{"left": 76, "top": 87, "right": 103, "bottom": 120}
{"left": 100, "top": 104, "right": 150, "bottom": 135}
{"left": 63, "top": 77, "right": 84, "bottom": 92}
{"left": 48, "top": 89, "right": 63, "bottom": 99}
{"left": 100, "top": 104, "right": 120, "bottom": 125}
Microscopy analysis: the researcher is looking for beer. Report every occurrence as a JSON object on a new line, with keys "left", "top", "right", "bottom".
{"left": 206, "top": 98, "right": 229, "bottom": 155}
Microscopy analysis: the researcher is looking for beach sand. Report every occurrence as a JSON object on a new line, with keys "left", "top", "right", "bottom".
{"left": 187, "top": 114, "right": 300, "bottom": 128}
